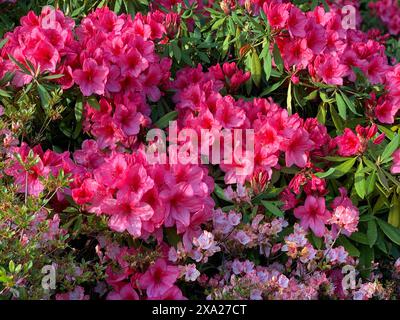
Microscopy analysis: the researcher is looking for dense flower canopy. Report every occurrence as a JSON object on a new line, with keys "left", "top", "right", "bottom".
{"left": 0, "top": 0, "right": 399, "bottom": 301}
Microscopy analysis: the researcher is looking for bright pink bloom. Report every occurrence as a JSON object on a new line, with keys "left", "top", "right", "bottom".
{"left": 107, "top": 283, "right": 139, "bottom": 300}
{"left": 101, "top": 192, "right": 154, "bottom": 237}
{"left": 215, "top": 96, "right": 246, "bottom": 128}
{"left": 139, "top": 259, "right": 179, "bottom": 298}
{"left": 288, "top": 6, "right": 307, "bottom": 37}
{"left": 294, "top": 195, "right": 331, "bottom": 237}
{"left": 375, "top": 100, "right": 399, "bottom": 124}
{"left": 329, "top": 205, "right": 359, "bottom": 235}
{"left": 281, "top": 38, "right": 313, "bottom": 69}
{"left": 148, "top": 286, "right": 187, "bottom": 300}
{"left": 113, "top": 104, "right": 142, "bottom": 136}
{"left": 73, "top": 58, "right": 109, "bottom": 96}
{"left": 391, "top": 149, "right": 400, "bottom": 174}
{"left": 55, "top": 286, "right": 89, "bottom": 300}
{"left": 282, "top": 128, "right": 314, "bottom": 168}
{"left": 263, "top": 2, "right": 289, "bottom": 29}
{"left": 335, "top": 128, "right": 361, "bottom": 156}
{"left": 314, "top": 54, "right": 346, "bottom": 85}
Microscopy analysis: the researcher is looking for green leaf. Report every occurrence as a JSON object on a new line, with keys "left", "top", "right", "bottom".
{"left": 388, "top": 193, "right": 400, "bottom": 228}
{"left": 154, "top": 111, "right": 178, "bottom": 129}
{"left": 171, "top": 41, "right": 182, "bottom": 63}
{"left": 286, "top": 81, "right": 292, "bottom": 115}
{"left": 381, "top": 134, "right": 399, "bottom": 162}
{"left": 114, "top": 0, "right": 123, "bottom": 13}
{"left": 335, "top": 91, "right": 347, "bottom": 120}
{"left": 211, "top": 17, "right": 226, "bottom": 31}
{"left": 330, "top": 157, "right": 357, "bottom": 179}
{"left": 315, "top": 167, "right": 335, "bottom": 178}
{"left": 359, "top": 244, "right": 374, "bottom": 277}
{"left": 261, "top": 200, "right": 284, "bottom": 217}
{"left": 272, "top": 43, "right": 283, "bottom": 73}
{"left": 340, "top": 91, "right": 361, "bottom": 116}
{"left": 316, "top": 103, "right": 326, "bottom": 124}
{"left": 41, "top": 73, "right": 64, "bottom": 80}
{"left": 165, "top": 227, "right": 180, "bottom": 247}
{"left": 376, "top": 218, "right": 400, "bottom": 245}
{"left": 251, "top": 50, "right": 262, "bottom": 87}
{"left": 263, "top": 50, "right": 272, "bottom": 81}
{"left": 367, "top": 220, "right": 378, "bottom": 247}
{"left": 336, "top": 236, "right": 360, "bottom": 257}
{"left": 87, "top": 96, "right": 100, "bottom": 110}
{"left": 354, "top": 161, "right": 366, "bottom": 199}
{"left": 322, "top": 155, "right": 353, "bottom": 162}
{"left": 0, "top": 38, "right": 8, "bottom": 50}
{"left": 330, "top": 104, "right": 344, "bottom": 132}
{"left": 8, "top": 54, "right": 31, "bottom": 75}
{"left": 8, "top": 261, "right": 15, "bottom": 273}
{"left": 0, "top": 88, "right": 11, "bottom": 98}
{"left": 366, "top": 171, "right": 376, "bottom": 195}
{"left": 350, "top": 232, "right": 370, "bottom": 245}
{"left": 75, "top": 96, "right": 83, "bottom": 122}
{"left": 310, "top": 233, "right": 322, "bottom": 249}
{"left": 261, "top": 77, "right": 287, "bottom": 96}
{"left": 378, "top": 125, "right": 394, "bottom": 140}
{"left": 37, "top": 84, "right": 50, "bottom": 108}
{"left": 304, "top": 90, "right": 318, "bottom": 101}
{"left": 214, "top": 184, "right": 230, "bottom": 202}
{"left": 377, "top": 167, "right": 390, "bottom": 191}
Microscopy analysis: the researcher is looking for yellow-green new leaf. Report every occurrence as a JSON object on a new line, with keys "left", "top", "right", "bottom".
{"left": 251, "top": 50, "right": 262, "bottom": 87}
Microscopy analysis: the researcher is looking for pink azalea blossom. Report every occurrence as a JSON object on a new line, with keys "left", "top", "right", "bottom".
{"left": 139, "top": 259, "right": 179, "bottom": 298}
{"left": 73, "top": 58, "right": 109, "bottom": 96}
{"left": 390, "top": 149, "right": 400, "bottom": 174}
{"left": 294, "top": 195, "right": 331, "bottom": 237}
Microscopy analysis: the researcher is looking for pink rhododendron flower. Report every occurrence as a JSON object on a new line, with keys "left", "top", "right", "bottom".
{"left": 139, "top": 259, "right": 179, "bottom": 297}
{"left": 107, "top": 283, "right": 139, "bottom": 300}
{"left": 329, "top": 205, "right": 359, "bottom": 235}
{"left": 101, "top": 192, "right": 154, "bottom": 237}
{"left": 335, "top": 128, "right": 361, "bottom": 156}
{"left": 73, "top": 58, "right": 109, "bottom": 96}
{"left": 294, "top": 195, "right": 331, "bottom": 237}
{"left": 55, "top": 286, "right": 89, "bottom": 300}
{"left": 282, "top": 128, "right": 314, "bottom": 168}
{"left": 391, "top": 149, "right": 400, "bottom": 174}
{"left": 314, "top": 53, "right": 346, "bottom": 85}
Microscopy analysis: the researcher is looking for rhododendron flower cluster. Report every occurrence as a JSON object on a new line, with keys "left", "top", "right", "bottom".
{"left": 0, "top": 0, "right": 399, "bottom": 302}
{"left": 5, "top": 142, "right": 74, "bottom": 196}
{"left": 0, "top": 7, "right": 75, "bottom": 86}
{"left": 258, "top": 1, "right": 400, "bottom": 124}
{"left": 171, "top": 62, "right": 336, "bottom": 186}
{"left": 370, "top": 0, "right": 400, "bottom": 35}
{"left": 71, "top": 141, "right": 214, "bottom": 245}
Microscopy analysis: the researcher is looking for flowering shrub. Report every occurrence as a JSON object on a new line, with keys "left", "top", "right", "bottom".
{"left": 0, "top": 0, "right": 400, "bottom": 300}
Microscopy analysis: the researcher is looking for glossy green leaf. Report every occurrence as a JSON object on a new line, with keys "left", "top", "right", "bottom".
{"left": 335, "top": 91, "right": 347, "bottom": 120}
{"left": 376, "top": 218, "right": 400, "bottom": 245}
{"left": 329, "top": 157, "right": 357, "bottom": 179}
{"left": 354, "top": 161, "right": 366, "bottom": 199}
{"left": 261, "top": 200, "right": 284, "bottom": 217}
{"left": 154, "top": 111, "right": 178, "bottom": 129}
{"left": 367, "top": 219, "right": 377, "bottom": 247}
{"left": 251, "top": 50, "right": 262, "bottom": 87}
{"left": 381, "top": 134, "right": 399, "bottom": 162}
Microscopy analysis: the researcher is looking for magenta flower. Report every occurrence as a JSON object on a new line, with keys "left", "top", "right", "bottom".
{"left": 294, "top": 195, "right": 331, "bottom": 237}
{"left": 335, "top": 128, "right": 361, "bottom": 156}
{"left": 73, "top": 58, "right": 109, "bottom": 96}
{"left": 282, "top": 128, "right": 314, "bottom": 168}
{"left": 139, "top": 259, "right": 179, "bottom": 298}
{"left": 391, "top": 149, "right": 400, "bottom": 174}
{"left": 101, "top": 192, "right": 154, "bottom": 237}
